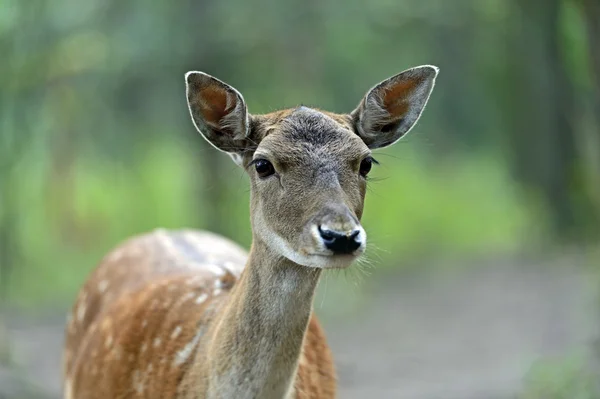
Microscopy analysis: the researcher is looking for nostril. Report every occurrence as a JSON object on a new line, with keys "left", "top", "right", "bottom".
{"left": 318, "top": 226, "right": 362, "bottom": 255}
{"left": 318, "top": 226, "right": 338, "bottom": 244}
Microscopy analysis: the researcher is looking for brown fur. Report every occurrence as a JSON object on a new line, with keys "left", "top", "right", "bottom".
{"left": 294, "top": 318, "right": 336, "bottom": 398}
{"left": 63, "top": 66, "right": 438, "bottom": 398}
{"left": 64, "top": 231, "right": 336, "bottom": 399}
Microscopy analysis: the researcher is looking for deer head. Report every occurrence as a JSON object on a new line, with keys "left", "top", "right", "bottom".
{"left": 185, "top": 66, "right": 438, "bottom": 269}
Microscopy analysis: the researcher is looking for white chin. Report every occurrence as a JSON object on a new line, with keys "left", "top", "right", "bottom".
{"left": 284, "top": 245, "right": 363, "bottom": 269}
{"left": 299, "top": 254, "right": 358, "bottom": 269}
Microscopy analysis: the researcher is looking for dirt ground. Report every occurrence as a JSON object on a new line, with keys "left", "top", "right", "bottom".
{"left": 2, "top": 254, "right": 598, "bottom": 399}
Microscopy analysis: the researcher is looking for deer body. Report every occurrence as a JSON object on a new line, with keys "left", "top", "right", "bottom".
{"left": 64, "top": 230, "right": 334, "bottom": 398}
{"left": 63, "top": 65, "right": 438, "bottom": 398}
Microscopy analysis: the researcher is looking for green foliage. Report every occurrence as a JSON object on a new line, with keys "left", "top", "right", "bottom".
{"left": 520, "top": 354, "right": 600, "bottom": 399}
{"left": 364, "top": 149, "right": 543, "bottom": 263}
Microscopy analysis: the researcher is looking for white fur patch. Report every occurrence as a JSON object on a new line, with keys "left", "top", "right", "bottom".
{"left": 97, "top": 279, "right": 109, "bottom": 293}
{"left": 64, "top": 379, "right": 73, "bottom": 399}
{"left": 76, "top": 303, "right": 87, "bottom": 322}
{"left": 174, "top": 327, "right": 204, "bottom": 366}
{"left": 195, "top": 294, "right": 208, "bottom": 305}
{"left": 171, "top": 326, "right": 183, "bottom": 339}
{"left": 132, "top": 370, "right": 144, "bottom": 394}
{"left": 107, "top": 249, "right": 124, "bottom": 262}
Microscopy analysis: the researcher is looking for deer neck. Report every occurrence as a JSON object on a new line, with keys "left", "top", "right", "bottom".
{"left": 204, "top": 236, "right": 321, "bottom": 399}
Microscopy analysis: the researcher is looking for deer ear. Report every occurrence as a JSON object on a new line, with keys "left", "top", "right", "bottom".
{"left": 185, "top": 71, "right": 251, "bottom": 163}
{"left": 351, "top": 65, "right": 438, "bottom": 149}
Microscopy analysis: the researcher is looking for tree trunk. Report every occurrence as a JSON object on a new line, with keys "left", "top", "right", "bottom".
{"left": 579, "top": 0, "right": 600, "bottom": 236}
{"left": 580, "top": 0, "right": 600, "bottom": 95}
{"left": 508, "top": 0, "right": 583, "bottom": 239}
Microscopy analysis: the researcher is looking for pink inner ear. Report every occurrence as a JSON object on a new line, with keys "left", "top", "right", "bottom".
{"left": 198, "top": 85, "right": 233, "bottom": 126}
{"left": 382, "top": 77, "right": 423, "bottom": 118}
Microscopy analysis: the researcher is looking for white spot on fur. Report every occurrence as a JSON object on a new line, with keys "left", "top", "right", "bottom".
{"left": 195, "top": 294, "right": 208, "bottom": 305}
{"left": 132, "top": 370, "right": 144, "bottom": 394}
{"left": 141, "top": 343, "right": 148, "bottom": 353}
{"left": 97, "top": 279, "right": 109, "bottom": 293}
{"left": 153, "top": 338, "right": 162, "bottom": 348}
{"left": 174, "top": 327, "right": 204, "bottom": 366}
{"left": 203, "top": 263, "right": 225, "bottom": 276}
{"left": 108, "top": 249, "right": 124, "bottom": 262}
{"left": 64, "top": 379, "right": 73, "bottom": 399}
{"left": 223, "top": 261, "right": 238, "bottom": 274}
{"left": 105, "top": 335, "right": 113, "bottom": 349}
{"left": 76, "top": 303, "right": 86, "bottom": 322}
{"left": 142, "top": 320, "right": 148, "bottom": 329}
{"left": 213, "top": 288, "right": 222, "bottom": 296}
{"left": 171, "top": 326, "right": 182, "bottom": 339}
{"left": 182, "top": 292, "right": 195, "bottom": 302}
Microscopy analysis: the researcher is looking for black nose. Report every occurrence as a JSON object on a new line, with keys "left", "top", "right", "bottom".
{"left": 318, "top": 226, "right": 361, "bottom": 254}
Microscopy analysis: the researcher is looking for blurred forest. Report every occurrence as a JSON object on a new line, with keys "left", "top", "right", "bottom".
{"left": 1, "top": 0, "right": 600, "bottom": 397}
{"left": 2, "top": 0, "right": 599, "bottom": 307}
{"left": 1, "top": 0, "right": 600, "bottom": 306}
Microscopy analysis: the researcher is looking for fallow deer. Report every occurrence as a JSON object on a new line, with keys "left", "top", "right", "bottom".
{"left": 63, "top": 65, "right": 438, "bottom": 398}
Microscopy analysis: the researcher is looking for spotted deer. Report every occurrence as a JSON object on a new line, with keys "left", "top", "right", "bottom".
{"left": 63, "top": 65, "right": 438, "bottom": 398}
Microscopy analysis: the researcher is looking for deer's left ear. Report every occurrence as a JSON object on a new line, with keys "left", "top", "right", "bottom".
{"left": 351, "top": 65, "right": 439, "bottom": 149}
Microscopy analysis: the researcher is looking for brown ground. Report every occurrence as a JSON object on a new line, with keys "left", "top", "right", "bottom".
{"left": 2, "top": 254, "right": 598, "bottom": 399}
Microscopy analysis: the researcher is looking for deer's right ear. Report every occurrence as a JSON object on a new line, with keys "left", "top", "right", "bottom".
{"left": 185, "top": 71, "right": 251, "bottom": 163}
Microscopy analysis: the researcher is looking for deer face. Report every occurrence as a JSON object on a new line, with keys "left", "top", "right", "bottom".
{"left": 185, "top": 66, "right": 438, "bottom": 269}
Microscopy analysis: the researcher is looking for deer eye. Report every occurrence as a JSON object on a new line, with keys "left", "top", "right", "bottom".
{"left": 254, "top": 159, "right": 275, "bottom": 178}
{"left": 359, "top": 157, "right": 374, "bottom": 177}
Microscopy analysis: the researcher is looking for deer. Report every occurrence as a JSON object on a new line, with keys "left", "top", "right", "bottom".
{"left": 62, "top": 65, "right": 438, "bottom": 399}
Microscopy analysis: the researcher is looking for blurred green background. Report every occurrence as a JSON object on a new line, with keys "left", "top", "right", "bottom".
{"left": 0, "top": 0, "right": 599, "bottom": 397}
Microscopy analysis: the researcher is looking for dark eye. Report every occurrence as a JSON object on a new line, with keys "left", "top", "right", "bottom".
{"left": 359, "top": 157, "right": 373, "bottom": 177}
{"left": 254, "top": 159, "right": 275, "bottom": 178}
